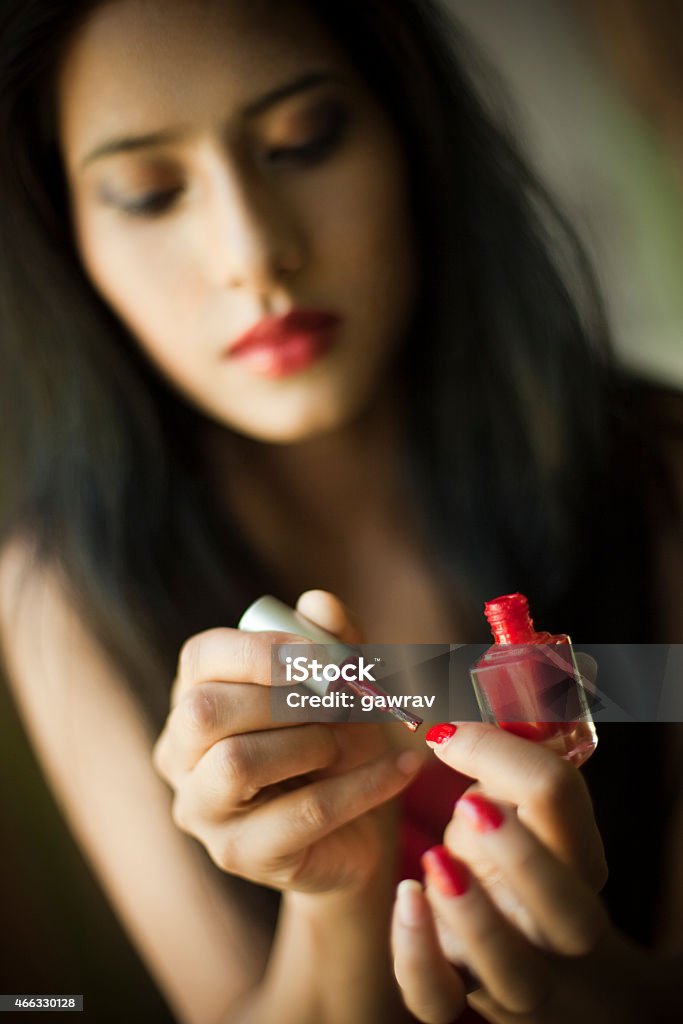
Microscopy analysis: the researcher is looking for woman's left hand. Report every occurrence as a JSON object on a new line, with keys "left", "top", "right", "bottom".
{"left": 390, "top": 722, "right": 666, "bottom": 1023}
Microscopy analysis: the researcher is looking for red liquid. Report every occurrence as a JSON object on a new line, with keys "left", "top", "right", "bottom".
{"left": 471, "top": 594, "right": 597, "bottom": 767}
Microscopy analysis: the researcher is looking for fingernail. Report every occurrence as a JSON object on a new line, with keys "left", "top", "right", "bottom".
{"left": 425, "top": 723, "right": 457, "bottom": 746}
{"left": 396, "top": 751, "right": 423, "bottom": 775}
{"left": 276, "top": 637, "right": 312, "bottom": 672}
{"left": 396, "top": 878, "right": 427, "bottom": 927}
{"left": 421, "top": 845, "right": 470, "bottom": 897}
{"left": 457, "top": 793, "right": 504, "bottom": 831}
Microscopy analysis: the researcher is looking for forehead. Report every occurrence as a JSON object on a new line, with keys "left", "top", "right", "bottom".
{"left": 58, "top": 0, "right": 351, "bottom": 154}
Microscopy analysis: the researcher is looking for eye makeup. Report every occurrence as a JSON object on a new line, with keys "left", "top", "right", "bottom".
{"left": 92, "top": 97, "right": 352, "bottom": 219}
{"left": 262, "top": 99, "right": 350, "bottom": 167}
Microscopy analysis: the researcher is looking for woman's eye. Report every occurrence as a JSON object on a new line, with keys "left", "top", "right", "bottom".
{"left": 265, "top": 107, "right": 349, "bottom": 168}
{"left": 115, "top": 186, "right": 184, "bottom": 218}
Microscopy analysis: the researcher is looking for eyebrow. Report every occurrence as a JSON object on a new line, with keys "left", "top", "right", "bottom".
{"left": 79, "top": 70, "right": 345, "bottom": 168}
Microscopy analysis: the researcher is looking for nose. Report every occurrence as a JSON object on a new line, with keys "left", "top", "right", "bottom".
{"left": 205, "top": 164, "right": 307, "bottom": 293}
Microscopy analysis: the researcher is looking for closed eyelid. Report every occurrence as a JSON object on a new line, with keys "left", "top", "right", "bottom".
{"left": 257, "top": 98, "right": 349, "bottom": 148}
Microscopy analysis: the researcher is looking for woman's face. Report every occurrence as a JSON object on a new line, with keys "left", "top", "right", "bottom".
{"left": 58, "top": 0, "right": 418, "bottom": 443}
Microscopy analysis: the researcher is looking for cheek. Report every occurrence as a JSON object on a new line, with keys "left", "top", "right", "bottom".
{"left": 74, "top": 205, "right": 208, "bottom": 354}
{"left": 314, "top": 144, "right": 417, "bottom": 316}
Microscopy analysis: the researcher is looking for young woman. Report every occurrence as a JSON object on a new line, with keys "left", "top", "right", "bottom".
{"left": 1, "top": 1, "right": 682, "bottom": 1022}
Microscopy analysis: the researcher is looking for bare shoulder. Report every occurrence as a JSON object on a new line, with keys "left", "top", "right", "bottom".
{"left": 0, "top": 534, "right": 269, "bottom": 1024}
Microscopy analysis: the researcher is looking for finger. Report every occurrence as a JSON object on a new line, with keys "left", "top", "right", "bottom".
{"left": 422, "top": 845, "right": 550, "bottom": 1015}
{"left": 171, "top": 628, "right": 311, "bottom": 706}
{"left": 224, "top": 749, "right": 421, "bottom": 870}
{"left": 177, "top": 724, "right": 341, "bottom": 821}
{"left": 425, "top": 722, "right": 607, "bottom": 889}
{"left": 295, "top": 590, "right": 366, "bottom": 644}
{"left": 153, "top": 681, "right": 296, "bottom": 780}
{"left": 391, "top": 879, "right": 467, "bottom": 1023}
{"left": 450, "top": 791, "right": 610, "bottom": 956}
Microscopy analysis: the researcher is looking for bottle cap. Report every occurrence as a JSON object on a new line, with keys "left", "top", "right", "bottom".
{"left": 484, "top": 592, "right": 536, "bottom": 644}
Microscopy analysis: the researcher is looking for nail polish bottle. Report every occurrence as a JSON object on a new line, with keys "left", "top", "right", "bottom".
{"left": 469, "top": 593, "right": 597, "bottom": 766}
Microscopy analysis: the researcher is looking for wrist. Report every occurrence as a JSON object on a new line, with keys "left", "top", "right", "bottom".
{"left": 284, "top": 867, "right": 393, "bottom": 923}
{"left": 271, "top": 860, "right": 404, "bottom": 1024}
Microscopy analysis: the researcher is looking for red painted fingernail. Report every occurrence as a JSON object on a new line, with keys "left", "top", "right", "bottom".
{"left": 425, "top": 723, "right": 457, "bottom": 745}
{"left": 457, "top": 793, "right": 504, "bottom": 831}
{"left": 421, "top": 845, "right": 470, "bottom": 897}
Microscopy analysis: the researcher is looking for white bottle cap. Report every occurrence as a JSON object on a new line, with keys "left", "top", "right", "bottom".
{"left": 238, "top": 595, "right": 355, "bottom": 696}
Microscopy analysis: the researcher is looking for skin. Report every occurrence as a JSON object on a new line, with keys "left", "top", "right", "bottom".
{"left": 55, "top": 2, "right": 682, "bottom": 1022}
{"left": 58, "top": 0, "right": 418, "bottom": 445}
{"left": 391, "top": 724, "right": 681, "bottom": 1023}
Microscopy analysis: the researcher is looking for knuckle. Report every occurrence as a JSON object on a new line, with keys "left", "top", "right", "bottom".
{"left": 530, "top": 757, "right": 576, "bottom": 807}
{"left": 179, "top": 627, "right": 235, "bottom": 683}
{"left": 211, "top": 830, "right": 239, "bottom": 874}
{"left": 295, "top": 792, "right": 331, "bottom": 834}
{"left": 180, "top": 687, "right": 218, "bottom": 733}
{"left": 215, "top": 735, "right": 251, "bottom": 790}
{"left": 171, "top": 792, "right": 192, "bottom": 832}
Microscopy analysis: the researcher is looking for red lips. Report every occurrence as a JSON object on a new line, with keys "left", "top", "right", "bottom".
{"left": 228, "top": 309, "right": 341, "bottom": 354}
{"left": 225, "top": 309, "right": 342, "bottom": 378}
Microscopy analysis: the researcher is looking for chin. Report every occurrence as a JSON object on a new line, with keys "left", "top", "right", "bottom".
{"left": 223, "top": 387, "right": 372, "bottom": 445}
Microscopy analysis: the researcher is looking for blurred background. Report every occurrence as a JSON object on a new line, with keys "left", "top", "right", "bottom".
{"left": 2, "top": 0, "right": 682, "bottom": 1019}
{"left": 455, "top": 0, "right": 683, "bottom": 388}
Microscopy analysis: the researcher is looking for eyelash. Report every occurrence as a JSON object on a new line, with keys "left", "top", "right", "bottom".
{"left": 117, "top": 107, "right": 349, "bottom": 219}
{"left": 266, "top": 108, "right": 348, "bottom": 167}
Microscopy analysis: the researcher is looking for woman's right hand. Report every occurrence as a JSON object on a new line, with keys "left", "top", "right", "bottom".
{"left": 152, "top": 590, "right": 421, "bottom": 896}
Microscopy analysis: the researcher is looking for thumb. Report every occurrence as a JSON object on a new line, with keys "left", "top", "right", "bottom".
{"left": 295, "top": 589, "right": 366, "bottom": 645}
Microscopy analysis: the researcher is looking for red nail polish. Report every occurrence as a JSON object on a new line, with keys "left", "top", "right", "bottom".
{"left": 425, "top": 722, "right": 457, "bottom": 745}
{"left": 457, "top": 792, "right": 504, "bottom": 831}
{"left": 470, "top": 593, "right": 598, "bottom": 767}
{"left": 421, "top": 845, "right": 470, "bottom": 897}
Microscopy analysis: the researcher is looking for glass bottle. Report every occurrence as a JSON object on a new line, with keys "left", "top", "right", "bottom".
{"left": 469, "top": 593, "right": 597, "bottom": 766}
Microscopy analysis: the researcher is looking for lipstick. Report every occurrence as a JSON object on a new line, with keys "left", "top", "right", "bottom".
{"left": 225, "top": 309, "right": 342, "bottom": 378}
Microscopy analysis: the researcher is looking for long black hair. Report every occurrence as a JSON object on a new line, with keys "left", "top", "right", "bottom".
{"left": 0, "top": 0, "right": 678, "bottom": 945}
